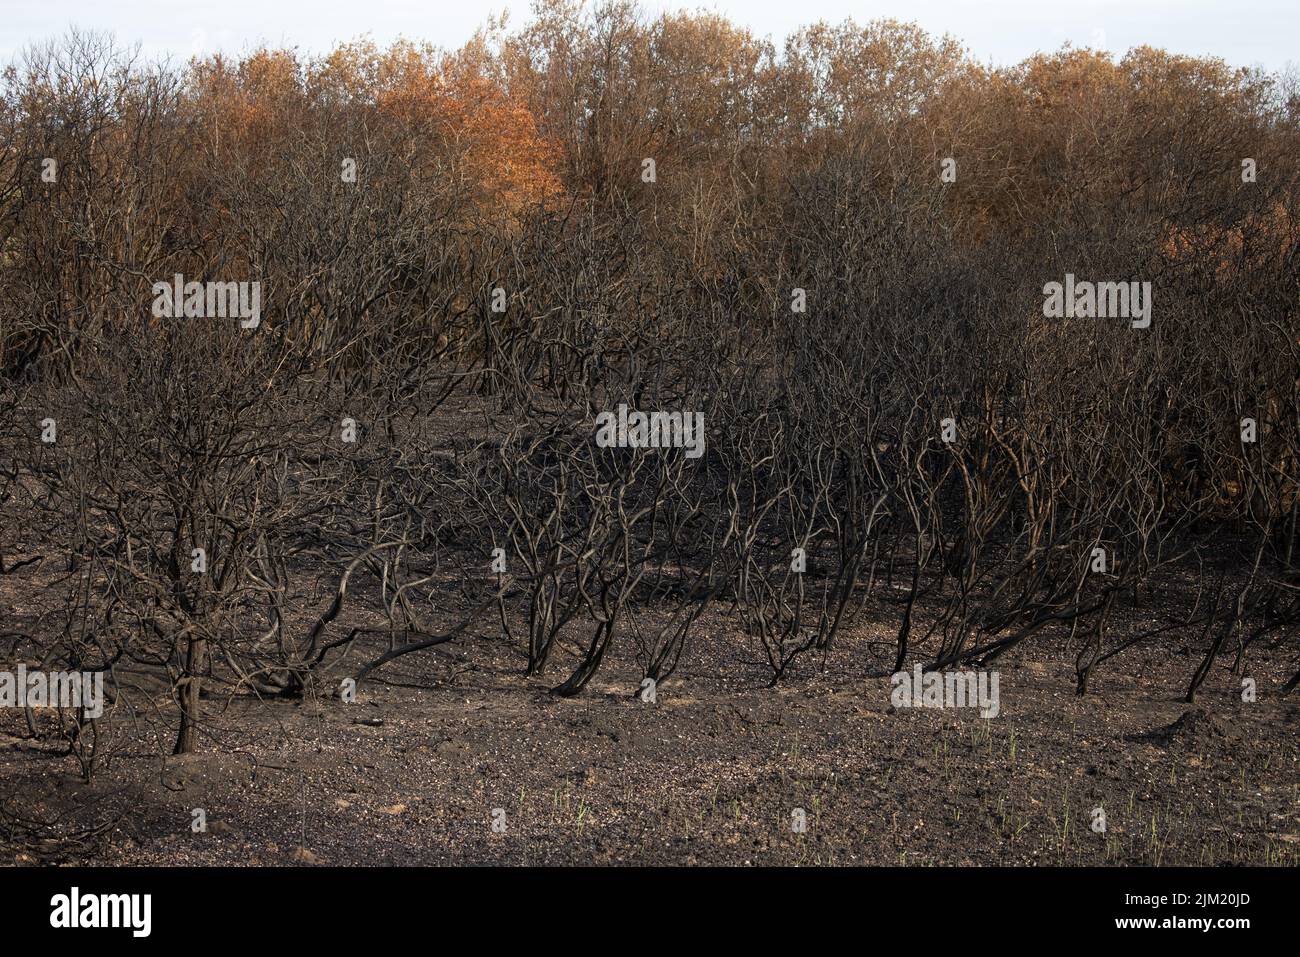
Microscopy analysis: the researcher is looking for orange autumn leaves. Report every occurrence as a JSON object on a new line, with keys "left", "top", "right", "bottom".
{"left": 1159, "top": 204, "right": 1297, "bottom": 283}
{"left": 189, "top": 41, "right": 562, "bottom": 224}
{"left": 375, "top": 67, "right": 563, "bottom": 218}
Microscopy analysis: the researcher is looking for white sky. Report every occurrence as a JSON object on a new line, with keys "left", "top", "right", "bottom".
{"left": 1, "top": 0, "right": 1294, "bottom": 73}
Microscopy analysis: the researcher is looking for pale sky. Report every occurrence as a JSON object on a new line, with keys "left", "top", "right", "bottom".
{"left": 1, "top": 0, "right": 1294, "bottom": 74}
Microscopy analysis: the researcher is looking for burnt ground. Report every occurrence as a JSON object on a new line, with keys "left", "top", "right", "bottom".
{"left": 1, "top": 579, "right": 1297, "bottom": 867}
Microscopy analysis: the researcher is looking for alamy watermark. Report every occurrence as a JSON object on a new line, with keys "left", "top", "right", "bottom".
{"left": 1043, "top": 274, "right": 1151, "bottom": 329}
{"left": 890, "top": 664, "right": 1000, "bottom": 718}
{"left": 0, "top": 665, "right": 104, "bottom": 718}
{"left": 50, "top": 888, "right": 150, "bottom": 937}
{"left": 594, "top": 404, "right": 704, "bottom": 459}
{"left": 152, "top": 274, "right": 261, "bottom": 329}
